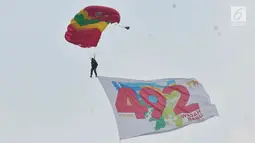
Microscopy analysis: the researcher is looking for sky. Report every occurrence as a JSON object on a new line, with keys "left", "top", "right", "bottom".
{"left": 0, "top": 0, "right": 255, "bottom": 143}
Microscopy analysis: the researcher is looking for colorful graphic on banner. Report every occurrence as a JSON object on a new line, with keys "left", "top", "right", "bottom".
{"left": 111, "top": 79, "right": 203, "bottom": 131}
{"left": 98, "top": 76, "right": 218, "bottom": 139}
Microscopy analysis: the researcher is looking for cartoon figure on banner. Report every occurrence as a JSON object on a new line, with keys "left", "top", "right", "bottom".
{"left": 112, "top": 80, "right": 204, "bottom": 131}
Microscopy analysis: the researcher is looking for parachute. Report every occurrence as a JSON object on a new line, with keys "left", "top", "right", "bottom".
{"left": 65, "top": 5, "right": 129, "bottom": 48}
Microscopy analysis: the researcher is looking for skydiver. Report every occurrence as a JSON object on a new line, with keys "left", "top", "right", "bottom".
{"left": 90, "top": 56, "right": 98, "bottom": 78}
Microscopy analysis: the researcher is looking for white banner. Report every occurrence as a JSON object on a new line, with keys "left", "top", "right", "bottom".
{"left": 98, "top": 76, "right": 218, "bottom": 139}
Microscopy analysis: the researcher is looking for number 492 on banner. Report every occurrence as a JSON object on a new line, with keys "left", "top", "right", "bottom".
{"left": 115, "top": 85, "right": 199, "bottom": 119}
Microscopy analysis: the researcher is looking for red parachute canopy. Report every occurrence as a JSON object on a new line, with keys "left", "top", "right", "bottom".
{"left": 65, "top": 5, "right": 125, "bottom": 48}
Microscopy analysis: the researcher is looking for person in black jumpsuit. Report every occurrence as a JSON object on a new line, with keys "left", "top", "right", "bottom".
{"left": 90, "top": 57, "right": 98, "bottom": 78}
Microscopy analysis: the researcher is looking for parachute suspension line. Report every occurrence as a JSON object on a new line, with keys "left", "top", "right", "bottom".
{"left": 73, "top": 45, "right": 95, "bottom": 59}
{"left": 88, "top": 52, "right": 96, "bottom": 59}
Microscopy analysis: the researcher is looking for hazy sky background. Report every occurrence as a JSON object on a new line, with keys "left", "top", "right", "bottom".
{"left": 0, "top": 0, "right": 255, "bottom": 143}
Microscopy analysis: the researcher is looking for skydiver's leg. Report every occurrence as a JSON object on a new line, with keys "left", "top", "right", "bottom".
{"left": 94, "top": 68, "right": 97, "bottom": 77}
{"left": 90, "top": 68, "right": 93, "bottom": 77}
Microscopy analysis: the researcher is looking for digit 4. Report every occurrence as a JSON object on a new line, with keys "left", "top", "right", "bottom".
{"left": 115, "top": 88, "right": 148, "bottom": 119}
